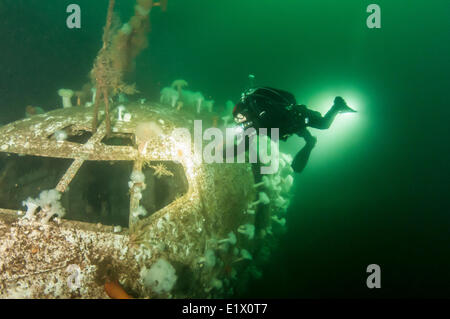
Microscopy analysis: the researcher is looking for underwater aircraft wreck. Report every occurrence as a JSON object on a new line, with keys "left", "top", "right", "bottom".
{"left": 0, "top": 103, "right": 294, "bottom": 298}
{"left": 0, "top": 0, "right": 294, "bottom": 298}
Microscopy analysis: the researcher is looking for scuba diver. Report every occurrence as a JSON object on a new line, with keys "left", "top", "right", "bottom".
{"left": 232, "top": 86, "right": 356, "bottom": 174}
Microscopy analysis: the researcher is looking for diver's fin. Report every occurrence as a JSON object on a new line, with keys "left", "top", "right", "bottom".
{"left": 339, "top": 104, "right": 357, "bottom": 113}
{"left": 333, "top": 96, "right": 357, "bottom": 113}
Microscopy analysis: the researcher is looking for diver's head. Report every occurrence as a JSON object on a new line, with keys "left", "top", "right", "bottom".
{"left": 234, "top": 113, "right": 247, "bottom": 124}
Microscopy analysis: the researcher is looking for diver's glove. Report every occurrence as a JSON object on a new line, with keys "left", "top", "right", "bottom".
{"left": 333, "top": 96, "right": 356, "bottom": 113}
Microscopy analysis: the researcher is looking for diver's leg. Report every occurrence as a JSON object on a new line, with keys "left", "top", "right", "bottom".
{"left": 291, "top": 128, "right": 317, "bottom": 173}
{"left": 307, "top": 96, "right": 356, "bottom": 130}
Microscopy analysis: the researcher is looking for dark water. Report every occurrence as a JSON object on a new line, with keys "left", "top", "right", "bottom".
{"left": 1, "top": 0, "right": 449, "bottom": 298}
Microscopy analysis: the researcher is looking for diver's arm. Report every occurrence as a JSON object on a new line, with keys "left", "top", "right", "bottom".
{"left": 297, "top": 127, "right": 317, "bottom": 145}
{"left": 292, "top": 128, "right": 317, "bottom": 173}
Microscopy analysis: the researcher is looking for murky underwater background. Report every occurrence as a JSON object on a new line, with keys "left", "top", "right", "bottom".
{"left": 0, "top": 0, "right": 449, "bottom": 297}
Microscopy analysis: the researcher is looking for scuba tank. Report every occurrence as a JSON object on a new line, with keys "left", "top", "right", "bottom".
{"left": 240, "top": 86, "right": 302, "bottom": 140}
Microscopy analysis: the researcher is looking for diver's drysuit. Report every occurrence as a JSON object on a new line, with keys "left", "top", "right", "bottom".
{"left": 232, "top": 87, "right": 356, "bottom": 173}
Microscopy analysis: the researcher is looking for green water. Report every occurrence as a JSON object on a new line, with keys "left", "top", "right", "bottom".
{"left": 1, "top": 0, "right": 449, "bottom": 297}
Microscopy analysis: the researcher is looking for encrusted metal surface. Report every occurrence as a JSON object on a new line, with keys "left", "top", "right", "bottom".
{"left": 0, "top": 103, "right": 189, "bottom": 161}
{"left": 0, "top": 104, "right": 272, "bottom": 299}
